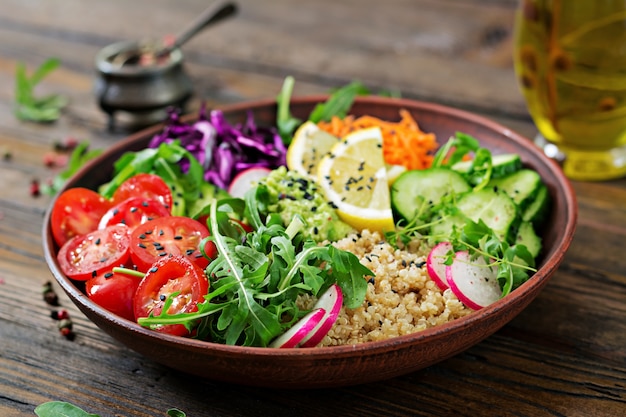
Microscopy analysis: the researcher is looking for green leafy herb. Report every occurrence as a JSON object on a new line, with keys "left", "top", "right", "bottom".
{"left": 14, "top": 58, "right": 68, "bottom": 122}
{"left": 308, "top": 81, "right": 370, "bottom": 124}
{"left": 276, "top": 75, "right": 301, "bottom": 145}
{"left": 42, "top": 141, "right": 103, "bottom": 196}
{"left": 35, "top": 401, "right": 99, "bottom": 417}
{"left": 138, "top": 194, "right": 371, "bottom": 347}
{"left": 34, "top": 401, "right": 186, "bottom": 417}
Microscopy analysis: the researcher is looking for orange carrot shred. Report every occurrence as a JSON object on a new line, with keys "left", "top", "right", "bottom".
{"left": 317, "top": 110, "right": 438, "bottom": 170}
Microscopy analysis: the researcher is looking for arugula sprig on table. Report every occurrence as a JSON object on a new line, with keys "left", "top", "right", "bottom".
{"left": 34, "top": 401, "right": 186, "bottom": 417}
{"left": 138, "top": 193, "right": 371, "bottom": 347}
{"left": 14, "top": 58, "right": 68, "bottom": 122}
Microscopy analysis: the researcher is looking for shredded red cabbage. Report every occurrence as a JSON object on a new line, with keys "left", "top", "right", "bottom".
{"left": 148, "top": 105, "right": 287, "bottom": 189}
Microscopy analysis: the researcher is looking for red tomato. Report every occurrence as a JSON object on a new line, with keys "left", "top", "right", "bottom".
{"left": 133, "top": 255, "right": 209, "bottom": 336}
{"left": 50, "top": 187, "right": 112, "bottom": 247}
{"left": 129, "top": 216, "right": 216, "bottom": 272}
{"left": 112, "top": 173, "right": 173, "bottom": 211}
{"left": 57, "top": 225, "right": 131, "bottom": 281}
{"left": 86, "top": 269, "right": 141, "bottom": 321}
{"left": 98, "top": 197, "right": 170, "bottom": 231}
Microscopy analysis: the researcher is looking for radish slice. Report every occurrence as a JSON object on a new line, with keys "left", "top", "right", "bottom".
{"left": 269, "top": 308, "right": 326, "bottom": 348}
{"left": 426, "top": 241, "right": 454, "bottom": 290}
{"left": 300, "top": 283, "right": 344, "bottom": 348}
{"left": 446, "top": 251, "right": 502, "bottom": 310}
{"left": 228, "top": 167, "right": 272, "bottom": 198}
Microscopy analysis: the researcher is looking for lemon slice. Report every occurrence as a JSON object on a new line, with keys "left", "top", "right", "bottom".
{"left": 317, "top": 127, "right": 395, "bottom": 233}
{"left": 286, "top": 121, "right": 339, "bottom": 179}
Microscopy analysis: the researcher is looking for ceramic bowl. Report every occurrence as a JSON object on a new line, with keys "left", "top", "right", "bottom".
{"left": 42, "top": 96, "right": 577, "bottom": 388}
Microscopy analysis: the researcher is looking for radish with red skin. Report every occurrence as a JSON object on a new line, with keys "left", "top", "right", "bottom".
{"left": 446, "top": 251, "right": 502, "bottom": 310}
{"left": 269, "top": 308, "right": 326, "bottom": 348}
{"left": 426, "top": 242, "right": 454, "bottom": 290}
{"left": 300, "top": 283, "right": 344, "bottom": 348}
{"left": 228, "top": 167, "right": 272, "bottom": 198}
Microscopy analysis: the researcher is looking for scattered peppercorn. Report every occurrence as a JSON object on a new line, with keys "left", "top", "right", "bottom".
{"left": 42, "top": 281, "right": 59, "bottom": 306}
{"left": 30, "top": 179, "right": 41, "bottom": 197}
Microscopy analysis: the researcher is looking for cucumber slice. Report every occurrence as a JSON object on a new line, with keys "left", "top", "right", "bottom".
{"left": 488, "top": 169, "right": 542, "bottom": 212}
{"left": 430, "top": 211, "right": 467, "bottom": 241}
{"left": 391, "top": 168, "right": 470, "bottom": 222}
{"left": 452, "top": 153, "right": 522, "bottom": 179}
{"left": 514, "top": 221, "right": 542, "bottom": 258}
{"left": 522, "top": 183, "right": 550, "bottom": 227}
{"left": 456, "top": 188, "right": 520, "bottom": 243}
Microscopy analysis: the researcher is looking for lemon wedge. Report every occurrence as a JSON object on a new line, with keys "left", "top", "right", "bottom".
{"left": 317, "top": 127, "right": 395, "bottom": 233}
{"left": 286, "top": 121, "right": 339, "bottom": 179}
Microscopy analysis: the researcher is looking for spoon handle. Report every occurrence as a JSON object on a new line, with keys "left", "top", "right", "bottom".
{"left": 162, "top": 1, "right": 238, "bottom": 56}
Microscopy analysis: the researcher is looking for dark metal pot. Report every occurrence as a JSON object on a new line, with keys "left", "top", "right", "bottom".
{"left": 94, "top": 40, "right": 193, "bottom": 129}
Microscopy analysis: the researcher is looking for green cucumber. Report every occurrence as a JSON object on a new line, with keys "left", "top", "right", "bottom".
{"left": 391, "top": 168, "right": 470, "bottom": 222}
{"left": 514, "top": 221, "right": 542, "bottom": 258}
{"left": 522, "top": 183, "right": 550, "bottom": 227}
{"left": 487, "top": 168, "right": 542, "bottom": 212}
{"left": 455, "top": 188, "right": 520, "bottom": 244}
{"left": 430, "top": 211, "right": 468, "bottom": 241}
{"left": 452, "top": 153, "right": 522, "bottom": 179}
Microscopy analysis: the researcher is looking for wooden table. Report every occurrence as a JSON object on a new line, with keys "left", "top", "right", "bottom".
{"left": 1, "top": 1, "right": 625, "bottom": 416}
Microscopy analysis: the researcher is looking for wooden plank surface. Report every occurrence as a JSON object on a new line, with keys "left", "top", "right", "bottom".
{"left": 1, "top": 0, "right": 625, "bottom": 416}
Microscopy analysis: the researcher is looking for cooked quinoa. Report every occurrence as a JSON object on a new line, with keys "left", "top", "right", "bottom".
{"left": 302, "top": 230, "right": 471, "bottom": 347}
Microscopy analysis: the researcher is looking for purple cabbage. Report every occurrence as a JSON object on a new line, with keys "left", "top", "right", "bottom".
{"left": 148, "top": 105, "right": 287, "bottom": 189}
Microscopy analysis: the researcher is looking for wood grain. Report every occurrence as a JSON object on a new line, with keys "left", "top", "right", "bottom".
{"left": 1, "top": 0, "right": 625, "bottom": 416}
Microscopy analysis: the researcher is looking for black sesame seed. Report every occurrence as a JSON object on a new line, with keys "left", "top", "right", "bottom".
{"left": 149, "top": 267, "right": 158, "bottom": 273}
{"left": 95, "top": 238, "right": 101, "bottom": 245}
{"left": 159, "top": 294, "right": 166, "bottom": 301}
{"left": 138, "top": 243, "right": 147, "bottom": 249}
{"left": 104, "top": 272, "right": 114, "bottom": 279}
{"left": 174, "top": 235, "right": 183, "bottom": 240}
{"left": 130, "top": 207, "right": 138, "bottom": 213}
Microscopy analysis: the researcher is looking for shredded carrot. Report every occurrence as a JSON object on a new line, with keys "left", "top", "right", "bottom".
{"left": 317, "top": 109, "right": 438, "bottom": 170}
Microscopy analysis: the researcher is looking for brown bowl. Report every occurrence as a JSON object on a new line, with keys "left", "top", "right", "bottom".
{"left": 42, "top": 96, "right": 577, "bottom": 388}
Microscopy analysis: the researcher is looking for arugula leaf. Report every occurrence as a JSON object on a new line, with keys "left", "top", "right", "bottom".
{"left": 138, "top": 195, "right": 372, "bottom": 347}
{"left": 35, "top": 401, "right": 100, "bottom": 417}
{"left": 276, "top": 75, "right": 301, "bottom": 145}
{"left": 14, "top": 58, "right": 68, "bottom": 122}
{"left": 308, "top": 81, "right": 370, "bottom": 124}
{"left": 34, "top": 401, "right": 186, "bottom": 417}
{"left": 42, "top": 141, "right": 103, "bottom": 196}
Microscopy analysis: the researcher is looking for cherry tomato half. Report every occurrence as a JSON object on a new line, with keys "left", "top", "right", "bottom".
{"left": 112, "top": 173, "right": 173, "bottom": 211}
{"left": 133, "top": 255, "right": 209, "bottom": 336}
{"left": 129, "top": 216, "right": 216, "bottom": 272}
{"left": 86, "top": 269, "right": 141, "bottom": 321}
{"left": 98, "top": 197, "right": 170, "bottom": 231}
{"left": 57, "top": 225, "right": 131, "bottom": 281}
{"left": 50, "top": 187, "right": 113, "bottom": 247}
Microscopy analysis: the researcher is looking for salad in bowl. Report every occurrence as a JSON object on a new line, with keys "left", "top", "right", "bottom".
{"left": 43, "top": 77, "right": 576, "bottom": 386}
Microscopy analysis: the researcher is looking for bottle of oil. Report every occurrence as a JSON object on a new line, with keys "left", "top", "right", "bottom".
{"left": 513, "top": 0, "right": 626, "bottom": 180}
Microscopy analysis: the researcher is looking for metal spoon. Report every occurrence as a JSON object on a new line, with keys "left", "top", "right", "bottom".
{"left": 113, "top": 1, "right": 238, "bottom": 67}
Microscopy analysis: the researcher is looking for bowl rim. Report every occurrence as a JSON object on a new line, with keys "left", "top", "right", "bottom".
{"left": 42, "top": 94, "right": 578, "bottom": 358}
